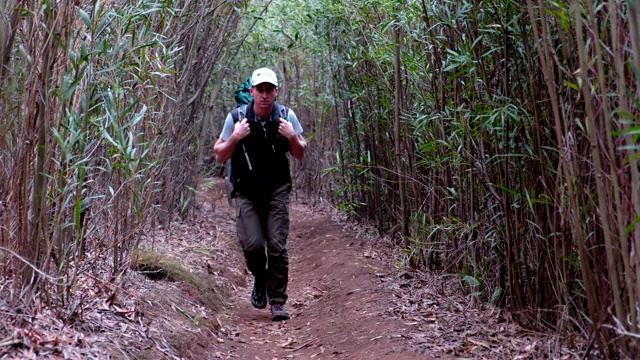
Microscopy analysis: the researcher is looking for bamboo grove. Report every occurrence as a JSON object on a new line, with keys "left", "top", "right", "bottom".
{"left": 0, "top": 0, "right": 250, "bottom": 307}
{"left": 297, "top": 0, "right": 640, "bottom": 357}
{"left": 1, "top": 0, "right": 639, "bottom": 358}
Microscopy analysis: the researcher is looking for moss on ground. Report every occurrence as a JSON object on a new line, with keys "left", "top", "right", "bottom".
{"left": 131, "top": 249, "right": 228, "bottom": 311}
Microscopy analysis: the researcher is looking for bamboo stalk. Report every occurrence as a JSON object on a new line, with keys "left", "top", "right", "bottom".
{"left": 573, "top": 0, "right": 617, "bottom": 355}
{"left": 527, "top": 0, "right": 606, "bottom": 352}
{"left": 626, "top": 0, "right": 640, "bottom": 331}
{"left": 607, "top": 0, "right": 638, "bottom": 339}
{"left": 394, "top": 25, "right": 408, "bottom": 242}
{"left": 582, "top": 0, "right": 628, "bottom": 329}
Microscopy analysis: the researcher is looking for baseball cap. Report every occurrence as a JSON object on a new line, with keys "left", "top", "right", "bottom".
{"left": 251, "top": 68, "right": 278, "bottom": 87}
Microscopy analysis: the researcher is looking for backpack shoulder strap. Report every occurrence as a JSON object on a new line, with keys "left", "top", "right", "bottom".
{"left": 279, "top": 105, "right": 290, "bottom": 121}
{"left": 231, "top": 105, "right": 248, "bottom": 123}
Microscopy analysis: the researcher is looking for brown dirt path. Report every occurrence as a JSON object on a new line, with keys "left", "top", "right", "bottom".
{"left": 164, "top": 179, "right": 435, "bottom": 360}
{"left": 129, "top": 179, "right": 568, "bottom": 360}
{"left": 209, "top": 200, "right": 435, "bottom": 360}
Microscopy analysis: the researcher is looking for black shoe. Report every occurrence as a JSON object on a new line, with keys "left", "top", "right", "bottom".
{"left": 270, "top": 304, "right": 290, "bottom": 321}
{"left": 251, "top": 281, "right": 267, "bottom": 309}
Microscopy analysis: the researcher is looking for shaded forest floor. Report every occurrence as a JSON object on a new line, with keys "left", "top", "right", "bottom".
{"left": 0, "top": 179, "right": 590, "bottom": 359}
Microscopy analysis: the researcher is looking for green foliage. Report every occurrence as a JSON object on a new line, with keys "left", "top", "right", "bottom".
{"left": 284, "top": 0, "right": 612, "bottom": 348}
{"left": 0, "top": 0, "right": 632, "bottom": 353}
{"left": 488, "top": 287, "right": 503, "bottom": 307}
{"left": 211, "top": 0, "right": 640, "bottom": 354}
{"left": 1, "top": 0, "right": 245, "bottom": 306}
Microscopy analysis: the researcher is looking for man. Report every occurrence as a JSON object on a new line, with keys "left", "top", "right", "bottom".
{"left": 214, "top": 67, "right": 306, "bottom": 321}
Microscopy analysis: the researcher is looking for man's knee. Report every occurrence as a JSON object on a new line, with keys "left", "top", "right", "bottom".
{"left": 242, "top": 237, "right": 265, "bottom": 254}
{"left": 267, "top": 246, "right": 288, "bottom": 261}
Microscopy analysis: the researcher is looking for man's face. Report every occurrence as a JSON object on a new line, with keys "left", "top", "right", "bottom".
{"left": 250, "top": 83, "right": 278, "bottom": 113}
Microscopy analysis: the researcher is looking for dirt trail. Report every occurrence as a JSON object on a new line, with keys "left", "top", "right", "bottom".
{"left": 0, "top": 179, "right": 563, "bottom": 359}
{"left": 0, "top": 177, "right": 586, "bottom": 360}
{"left": 137, "top": 180, "right": 454, "bottom": 360}
{"left": 132, "top": 180, "right": 557, "bottom": 360}
{"left": 208, "top": 200, "right": 434, "bottom": 359}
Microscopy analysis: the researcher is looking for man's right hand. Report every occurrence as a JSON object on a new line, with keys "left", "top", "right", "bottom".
{"left": 233, "top": 118, "right": 251, "bottom": 140}
{"left": 214, "top": 118, "right": 250, "bottom": 163}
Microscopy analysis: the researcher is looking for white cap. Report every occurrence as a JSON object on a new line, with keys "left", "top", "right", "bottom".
{"left": 251, "top": 68, "right": 278, "bottom": 87}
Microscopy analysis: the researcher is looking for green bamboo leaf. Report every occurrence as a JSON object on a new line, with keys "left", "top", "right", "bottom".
{"left": 613, "top": 124, "right": 640, "bottom": 137}
{"left": 102, "top": 130, "right": 118, "bottom": 147}
{"left": 380, "top": 19, "right": 396, "bottom": 33}
{"left": 470, "top": 34, "right": 484, "bottom": 50}
{"left": 489, "top": 288, "right": 503, "bottom": 305}
{"left": 623, "top": 216, "right": 640, "bottom": 237}
{"left": 132, "top": 105, "right": 147, "bottom": 127}
{"left": 77, "top": 8, "right": 91, "bottom": 28}
{"left": 93, "top": 0, "right": 102, "bottom": 19}
{"left": 564, "top": 80, "right": 580, "bottom": 91}
{"left": 463, "top": 275, "right": 480, "bottom": 287}
{"left": 74, "top": 197, "right": 82, "bottom": 229}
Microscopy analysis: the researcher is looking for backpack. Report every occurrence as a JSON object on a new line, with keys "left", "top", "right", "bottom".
{"left": 224, "top": 77, "right": 289, "bottom": 207}
{"left": 224, "top": 77, "right": 252, "bottom": 207}
{"left": 234, "top": 76, "right": 253, "bottom": 108}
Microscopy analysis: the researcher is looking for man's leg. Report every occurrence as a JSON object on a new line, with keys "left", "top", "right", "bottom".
{"left": 235, "top": 195, "right": 268, "bottom": 308}
{"left": 265, "top": 184, "right": 291, "bottom": 314}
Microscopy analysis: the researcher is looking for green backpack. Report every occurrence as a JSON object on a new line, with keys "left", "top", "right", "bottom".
{"left": 225, "top": 77, "right": 253, "bottom": 207}
{"left": 234, "top": 76, "right": 253, "bottom": 107}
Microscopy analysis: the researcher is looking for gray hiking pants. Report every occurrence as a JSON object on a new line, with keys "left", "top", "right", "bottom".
{"left": 235, "top": 184, "right": 291, "bottom": 305}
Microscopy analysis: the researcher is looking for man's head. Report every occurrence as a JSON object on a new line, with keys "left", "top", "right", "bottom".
{"left": 250, "top": 68, "right": 279, "bottom": 115}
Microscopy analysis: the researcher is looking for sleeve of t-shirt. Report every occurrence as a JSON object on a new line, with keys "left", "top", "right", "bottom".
{"left": 219, "top": 113, "right": 235, "bottom": 141}
{"left": 287, "top": 109, "right": 303, "bottom": 135}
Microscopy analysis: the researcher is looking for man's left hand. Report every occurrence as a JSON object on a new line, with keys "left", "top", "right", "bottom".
{"left": 278, "top": 119, "right": 296, "bottom": 139}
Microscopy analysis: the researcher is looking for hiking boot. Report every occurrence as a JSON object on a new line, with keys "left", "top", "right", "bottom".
{"left": 251, "top": 279, "right": 267, "bottom": 309}
{"left": 270, "top": 304, "right": 290, "bottom": 321}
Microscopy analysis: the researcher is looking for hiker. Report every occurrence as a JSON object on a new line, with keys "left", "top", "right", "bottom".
{"left": 213, "top": 67, "right": 306, "bottom": 321}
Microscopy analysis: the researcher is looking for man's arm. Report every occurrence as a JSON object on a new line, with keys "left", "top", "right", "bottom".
{"left": 289, "top": 134, "right": 307, "bottom": 161}
{"left": 278, "top": 119, "right": 306, "bottom": 161}
{"left": 213, "top": 137, "right": 236, "bottom": 163}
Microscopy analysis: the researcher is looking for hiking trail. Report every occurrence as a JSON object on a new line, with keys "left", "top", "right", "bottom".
{"left": 0, "top": 179, "right": 567, "bottom": 359}
{"left": 125, "top": 179, "right": 552, "bottom": 359}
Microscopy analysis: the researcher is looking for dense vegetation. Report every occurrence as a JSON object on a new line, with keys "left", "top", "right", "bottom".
{"left": 1, "top": 0, "right": 638, "bottom": 357}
